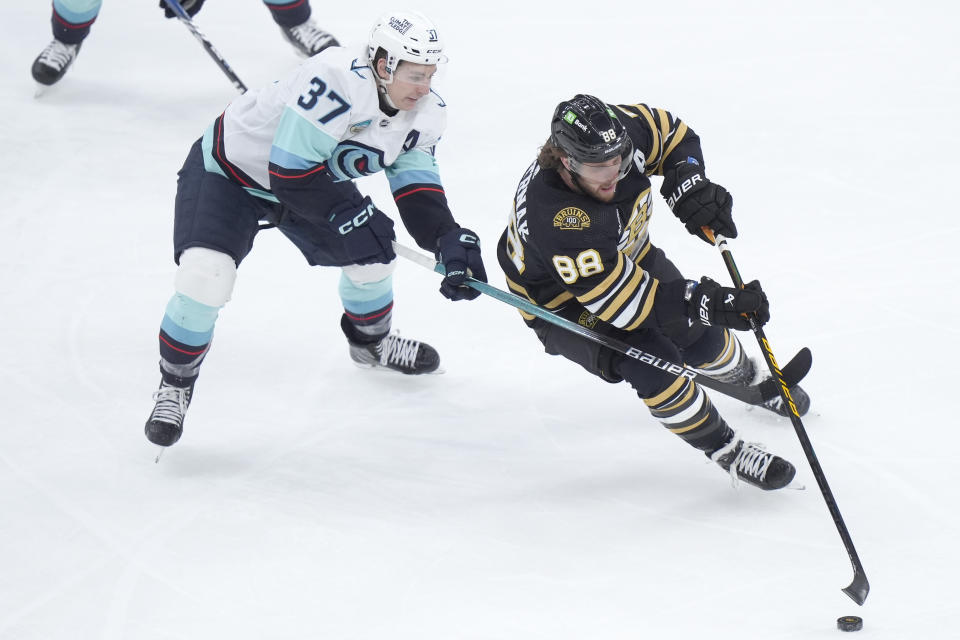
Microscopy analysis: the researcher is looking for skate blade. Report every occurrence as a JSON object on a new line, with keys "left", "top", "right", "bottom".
{"left": 34, "top": 83, "right": 50, "bottom": 99}
{"left": 350, "top": 361, "right": 446, "bottom": 375}
{"left": 154, "top": 447, "right": 165, "bottom": 464}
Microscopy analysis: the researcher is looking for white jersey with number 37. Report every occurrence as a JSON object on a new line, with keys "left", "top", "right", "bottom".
{"left": 200, "top": 45, "right": 447, "bottom": 201}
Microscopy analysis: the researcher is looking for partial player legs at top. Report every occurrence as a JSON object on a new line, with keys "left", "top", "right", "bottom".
{"left": 31, "top": 0, "right": 97, "bottom": 85}
{"left": 263, "top": 0, "right": 339, "bottom": 57}
{"left": 32, "top": 0, "right": 339, "bottom": 87}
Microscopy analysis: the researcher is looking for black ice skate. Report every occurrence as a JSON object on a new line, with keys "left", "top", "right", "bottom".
{"left": 715, "top": 355, "right": 811, "bottom": 418}
{"left": 32, "top": 39, "right": 81, "bottom": 86}
{"left": 145, "top": 381, "right": 194, "bottom": 446}
{"left": 280, "top": 20, "right": 339, "bottom": 57}
{"left": 759, "top": 383, "right": 810, "bottom": 418}
{"left": 709, "top": 436, "right": 796, "bottom": 490}
{"left": 349, "top": 333, "right": 440, "bottom": 375}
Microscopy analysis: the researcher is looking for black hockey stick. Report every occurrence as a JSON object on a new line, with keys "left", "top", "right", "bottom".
{"left": 393, "top": 241, "right": 811, "bottom": 406}
{"left": 705, "top": 229, "right": 869, "bottom": 605}
{"left": 160, "top": 0, "right": 248, "bottom": 93}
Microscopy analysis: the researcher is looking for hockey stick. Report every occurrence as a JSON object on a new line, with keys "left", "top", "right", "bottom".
{"left": 160, "top": 0, "right": 248, "bottom": 93}
{"left": 393, "top": 241, "right": 810, "bottom": 406}
{"left": 705, "top": 229, "right": 869, "bottom": 605}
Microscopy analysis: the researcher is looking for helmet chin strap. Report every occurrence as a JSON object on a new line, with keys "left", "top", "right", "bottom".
{"left": 372, "top": 63, "right": 399, "bottom": 112}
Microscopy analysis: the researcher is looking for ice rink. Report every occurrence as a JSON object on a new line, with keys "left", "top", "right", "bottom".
{"left": 1, "top": 1, "right": 958, "bottom": 638}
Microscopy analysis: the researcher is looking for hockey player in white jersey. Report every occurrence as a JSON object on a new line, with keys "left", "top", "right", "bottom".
{"left": 31, "top": 0, "right": 339, "bottom": 87}
{"left": 145, "top": 10, "right": 487, "bottom": 448}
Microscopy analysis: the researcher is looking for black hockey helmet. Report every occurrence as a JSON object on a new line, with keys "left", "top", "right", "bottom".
{"left": 550, "top": 94, "right": 634, "bottom": 179}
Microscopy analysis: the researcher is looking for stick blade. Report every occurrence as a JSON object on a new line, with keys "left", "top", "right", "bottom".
{"left": 842, "top": 573, "right": 870, "bottom": 606}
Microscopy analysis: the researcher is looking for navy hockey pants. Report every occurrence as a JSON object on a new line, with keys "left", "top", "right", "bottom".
{"left": 173, "top": 139, "right": 362, "bottom": 268}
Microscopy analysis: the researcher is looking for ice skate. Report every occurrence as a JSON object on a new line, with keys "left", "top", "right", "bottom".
{"left": 280, "top": 20, "right": 338, "bottom": 57}
{"left": 714, "top": 355, "right": 811, "bottom": 418}
{"left": 145, "top": 381, "right": 193, "bottom": 447}
{"left": 758, "top": 382, "right": 810, "bottom": 418}
{"left": 31, "top": 39, "right": 81, "bottom": 88}
{"left": 349, "top": 333, "right": 440, "bottom": 375}
{"left": 709, "top": 436, "right": 796, "bottom": 490}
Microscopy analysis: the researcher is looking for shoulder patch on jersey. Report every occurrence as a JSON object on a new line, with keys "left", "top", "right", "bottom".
{"left": 553, "top": 207, "right": 591, "bottom": 230}
{"left": 349, "top": 119, "right": 372, "bottom": 134}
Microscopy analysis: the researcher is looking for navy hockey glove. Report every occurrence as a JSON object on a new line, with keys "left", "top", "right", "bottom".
{"left": 662, "top": 161, "right": 736, "bottom": 244}
{"left": 688, "top": 277, "right": 769, "bottom": 330}
{"left": 159, "top": 0, "right": 205, "bottom": 19}
{"left": 329, "top": 196, "right": 396, "bottom": 265}
{"left": 435, "top": 228, "right": 487, "bottom": 301}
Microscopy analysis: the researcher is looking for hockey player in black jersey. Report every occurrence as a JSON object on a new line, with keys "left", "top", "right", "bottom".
{"left": 496, "top": 94, "right": 809, "bottom": 490}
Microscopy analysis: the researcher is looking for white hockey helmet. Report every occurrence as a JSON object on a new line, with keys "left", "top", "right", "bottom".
{"left": 367, "top": 10, "right": 446, "bottom": 76}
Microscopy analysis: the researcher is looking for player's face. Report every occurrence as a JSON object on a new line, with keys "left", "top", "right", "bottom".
{"left": 380, "top": 61, "right": 436, "bottom": 110}
{"left": 566, "top": 157, "right": 622, "bottom": 202}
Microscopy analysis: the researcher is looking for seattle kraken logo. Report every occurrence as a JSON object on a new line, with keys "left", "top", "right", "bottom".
{"left": 326, "top": 141, "right": 386, "bottom": 182}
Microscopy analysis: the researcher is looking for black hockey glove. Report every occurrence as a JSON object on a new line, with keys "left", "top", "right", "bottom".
{"left": 328, "top": 196, "right": 396, "bottom": 265}
{"left": 688, "top": 277, "right": 769, "bottom": 331}
{"left": 435, "top": 228, "right": 487, "bottom": 301}
{"left": 662, "top": 161, "right": 736, "bottom": 244}
{"left": 159, "top": 0, "right": 205, "bottom": 19}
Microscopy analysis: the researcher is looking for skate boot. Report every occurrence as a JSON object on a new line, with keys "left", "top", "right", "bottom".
{"left": 709, "top": 435, "right": 796, "bottom": 490}
{"left": 713, "top": 355, "right": 810, "bottom": 418}
{"left": 280, "top": 20, "right": 339, "bottom": 57}
{"left": 759, "top": 383, "right": 811, "bottom": 418}
{"left": 349, "top": 333, "right": 440, "bottom": 375}
{"left": 145, "top": 380, "right": 194, "bottom": 446}
{"left": 32, "top": 39, "right": 81, "bottom": 86}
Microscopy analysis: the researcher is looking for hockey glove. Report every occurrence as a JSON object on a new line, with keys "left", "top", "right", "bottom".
{"left": 159, "top": 0, "right": 205, "bottom": 19}
{"left": 435, "top": 228, "right": 487, "bottom": 301}
{"left": 688, "top": 277, "right": 769, "bottom": 331}
{"left": 662, "top": 161, "right": 736, "bottom": 244}
{"left": 328, "top": 196, "right": 396, "bottom": 265}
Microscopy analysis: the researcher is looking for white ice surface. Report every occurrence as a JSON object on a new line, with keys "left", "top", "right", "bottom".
{"left": 1, "top": 1, "right": 958, "bottom": 638}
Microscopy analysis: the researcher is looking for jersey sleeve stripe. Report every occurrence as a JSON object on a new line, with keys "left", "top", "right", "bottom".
{"left": 387, "top": 169, "right": 442, "bottom": 190}
{"left": 661, "top": 121, "right": 690, "bottom": 163}
{"left": 544, "top": 291, "right": 574, "bottom": 309}
{"left": 622, "top": 279, "right": 659, "bottom": 331}
{"left": 635, "top": 105, "right": 661, "bottom": 168}
{"left": 268, "top": 146, "right": 319, "bottom": 170}
{"left": 607, "top": 270, "right": 654, "bottom": 325}
{"left": 596, "top": 266, "right": 647, "bottom": 323}
{"left": 577, "top": 253, "right": 626, "bottom": 305}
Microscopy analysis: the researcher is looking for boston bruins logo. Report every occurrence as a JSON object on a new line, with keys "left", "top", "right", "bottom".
{"left": 577, "top": 311, "right": 599, "bottom": 328}
{"left": 553, "top": 207, "right": 591, "bottom": 230}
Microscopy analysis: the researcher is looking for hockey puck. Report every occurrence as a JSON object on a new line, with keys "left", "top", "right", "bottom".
{"left": 837, "top": 616, "right": 863, "bottom": 632}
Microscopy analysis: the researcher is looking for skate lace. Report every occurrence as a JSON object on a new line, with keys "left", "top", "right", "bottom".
{"left": 379, "top": 335, "right": 421, "bottom": 369}
{"left": 289, "top": 22, "right": 335, "bottom": 51}
{"left": 150, "top": 384, "right": 190, "bottom": 425}
{"left": 731, "top": 442, "right": 774, "bottom": 485}
{"left": 38, "top": 41, "right": 76, "bottom": 70}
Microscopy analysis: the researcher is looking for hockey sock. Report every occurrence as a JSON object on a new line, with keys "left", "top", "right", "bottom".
{"left": 684, "top": 328, "right": 750, "bottom": 382}
{"left": 339, "top": 272, "right": 393, "bottom": 343}
{"left": 643, "top": 376, "right": 734, "bottom": 452}
{"left": 263, "top": 0, "right": 311, "bottom": 28}
{"left": 51, "top": 0, "right": 100, "bottom": 45}
{"left": 158, "top": 292, "right": 219, "bottom": 385}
